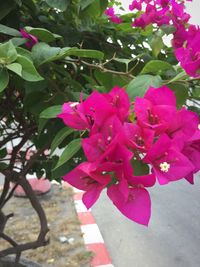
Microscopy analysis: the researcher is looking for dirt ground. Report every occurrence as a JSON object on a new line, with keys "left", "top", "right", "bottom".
{"left": 0, "top": 185, "right": 93, "bottom": 267}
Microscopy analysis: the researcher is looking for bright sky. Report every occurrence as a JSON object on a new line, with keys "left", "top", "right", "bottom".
{"left": 119, "top": 0, "right": 199, "bottom": 25}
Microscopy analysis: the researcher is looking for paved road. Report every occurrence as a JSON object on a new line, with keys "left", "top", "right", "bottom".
{"left": 92, "top": 175, "right": 200, "bottom": 267}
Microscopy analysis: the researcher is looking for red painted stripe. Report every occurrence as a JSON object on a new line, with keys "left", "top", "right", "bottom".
{"left": 78, "top": 212, "right": 96, "bottom": 225}
{"left": 86, "top": 243, "right": 112, "bottom": 266}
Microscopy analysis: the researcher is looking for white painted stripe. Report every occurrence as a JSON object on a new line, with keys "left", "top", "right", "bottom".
{"left": 74, "top": 200, "right": 91, "bottom": 213}
{"left": 81, "top": 224, "right": 104, "bottom": 244}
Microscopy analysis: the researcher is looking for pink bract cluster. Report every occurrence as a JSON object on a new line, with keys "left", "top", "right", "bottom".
{"left": 129, "top": 0, "right": 200, "bottom": 77}
{"left": 130, "top": 0, "right": 191, "bottom": 28}
{"left": 58, "top": 86, "right": 200, "bottom": 226}
{"left": 104, "top": 7, "right": 122, "bottom": 24}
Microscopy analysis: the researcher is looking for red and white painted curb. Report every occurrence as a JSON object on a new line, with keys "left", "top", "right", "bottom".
{"left": 68, "top": 184, "right": 114, "bottom": 267}
{"left": 0, "top": 178, "right": 114, "bottom": 267}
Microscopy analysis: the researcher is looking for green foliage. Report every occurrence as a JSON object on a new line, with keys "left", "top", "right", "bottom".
{"left": 131, "top": 160, "right": 149, "bottom": 176}
{"left": 44, "top": 0, "right": 70, "bottom": 11}
{"left": 141, "top": 60, "right": 174, "bottom": 76}
{"left": 50, "top": 128, "right": 74, "bottom": 154}
{"left": 0, "top": 69, "right": 9, "bottom": 92}
{"left": 127, "top": 75, "right": 163, "bottom": 100}
{"left": 150, "top": 34, "right": 164, "bottom": 58}
{"left": 40, "top": 106, "right": 62, "bottom": 119}
{"left": 53, "top": 138, "right": 82, "bottom": 170}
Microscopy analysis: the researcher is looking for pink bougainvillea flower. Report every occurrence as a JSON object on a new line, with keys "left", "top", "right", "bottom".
{"left": 58, "top": 91, "right": 116, "bottom": 131}
{"left": 128, "top": 173, "right": 156, "bottom": 188}
{"left": 134, "top": 97, "right": 176, "bottom": 135}
{"left": 20, "top": 28, "right": 38, "bottom": 49}
{"left": 63, "top": 162, "right": 111, "bottom": 209}
{"left": 166, "top": 108, "right": 199, "bottom": 141}
{"left": 182, "top": 129, "right": 200, "bottom": 183}
{"left": 57, "top": 102, "right": 88, "bottom": 130}
{"left": 82, "top": 91, "right": 115, "bottom": 133}
{"left": 129, "top": 0, "right": 142, "bottom": 11}
{"left": 104, "top": 7, "right": 122, "bottom": 24}
{"left": 104, "top": 86, "right": 131, "bottom": 122}
{"left": 172, "top": 25, "right": 188, "bottom": 49}
{"left": 134, "top": 86, "right": 177, "bottom": 135}
{"left": 144, "top": 134, "right": 195, "bottom": 185}
{"left": 175, "top": 26, "right": 200, "bottom": 77}
{"left": 144, "top": 86, "right": 176, "bottom": 107}
{"left": 123, "top": 122, "right": 154, "bottom": 152}
{"left": 175, "top": 46, "right": 200, "bottom": 77}
{"left": 107, "top": 183, "right": 151, "bottom": 226}
{"left": 82, "top": 115, "right": 124, "bottom": 162}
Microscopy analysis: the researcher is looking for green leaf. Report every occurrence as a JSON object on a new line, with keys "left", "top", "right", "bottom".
{"left": 167, "top": 71, "right": 188, "bottom": 84}
{"left": 31, "top": 43, "right": 61, "bottom": 66}
{"left": 25, "top": 26, "right": 61, "bottom": 43}
{"left": 65, "top": 48, "right": 104, "bottom": 60}
{"left": 150, "top": 35, "right": 164, "bottom": 58}
{"left": 0, "top": 69, "right": 9, "bottom": 92}
{"left": 10, "top": 37, "right": 27, "bottom": 47}
{"left": 131, "top": 160, "right": 149, "bottom": 176}
{"left": 40, "top": 105, "right": 62, "bottom": 119}
{"left": 16, "top": 47, "right": 32, "bottom": 60}
{"left": 16, "top": 55, "right": 44, "bottom": 81}
{"left": 50, "top": 127, "right": 74, "bottom": 155}
{"left": 0, "top": 24, "right": 20, "bottom": 37}
{"left": 95, "top": 70, "right": 129, "bottom": 91}
{"left": 141, "top": 60, "right": 174, "bottom": 75}
{"left": 33, "top": 45, "right": 104, "bottom": 65}
{"left": 53, "top": 138, "right": 82, "bottom": 170}
{"left": 168, "top": 82, "right": 189, "bottom": 108}
{"left": 127, "top": 75, "right": 163, "bottom": 100}
{"left": 6, "top": 63, "right": 22, "bottom": 77}
{"left": 0, "top": 41, "right": 18, "bottom": 64}
{"left": 80, "top": 0, "right": 96, "bottom": 10}
{"left": 161, "top": 25, "right": 176, "bottom": 35}
{"left": 45, "top": 0, "right": 70, "bottom": 11}
{"left": 38, "top": 118, "right": 48, "bottom": 135}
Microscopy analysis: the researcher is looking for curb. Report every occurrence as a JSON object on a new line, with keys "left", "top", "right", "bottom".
{"left": 0, "top": 181, "right": 114, "bottom": 267}
{"left": 68, "top": 184, "right": 114, "bottom": 267}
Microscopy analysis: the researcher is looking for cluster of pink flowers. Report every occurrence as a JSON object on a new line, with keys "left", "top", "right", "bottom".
{"left": 130, "top": 0, "right": 191, "bottom": 29}
{"left": 104, "top": 7, "right": 122, "bottom": 24}
{"left": 58, "top": 86, "right": 200, "bottom": 225}
{"left": 128, "top": 0, "right": 200, "bottom": 77}
{"left": 173, "top": 24, "right": 200, "bottom": 77}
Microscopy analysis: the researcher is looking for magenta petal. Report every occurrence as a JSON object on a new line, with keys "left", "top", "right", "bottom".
{"left": 82, "top": 186, "right": 103, "bottom": 209}
{"left": 128, "top": 173, "right": 156, "bottom": 187}
{"left": 144, "top": 86, "right": 176, "bottom": 107}
{"left": 185, "top": 173, "right": 194, "bottom": 184}
{"left": 107, "top": 185, "right": 151, "bottom": 226}
{"left": 57, "top": 102, "right": 88, "bottom": 130}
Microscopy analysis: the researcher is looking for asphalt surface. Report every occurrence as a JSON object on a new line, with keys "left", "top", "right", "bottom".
{"left": 92, "top": 175, "right": 200, "bottom": 267}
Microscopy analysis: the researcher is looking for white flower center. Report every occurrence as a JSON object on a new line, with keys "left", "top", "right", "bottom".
{"left": 160, "top": 162, "right": 170, "bottom": 173}
{"left": 198, "top": 124, "right": 200, "bottom": 130}
{"left": 70, "top": 102, "right": 79, "bottom": 108}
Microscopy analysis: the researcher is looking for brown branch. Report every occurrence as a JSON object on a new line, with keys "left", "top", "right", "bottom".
{"left": 81, "top": 60, "right": 134, "bottom": 78}
{"left": 0, "top": 171, "right": 49, "bottom": 259}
